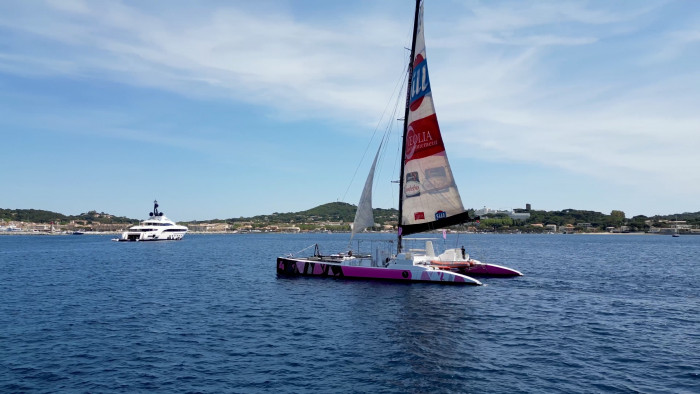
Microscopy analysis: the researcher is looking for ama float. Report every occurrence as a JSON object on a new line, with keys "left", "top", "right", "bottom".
{"left": 276, "top": 0, "right": 522, "bottom": 285}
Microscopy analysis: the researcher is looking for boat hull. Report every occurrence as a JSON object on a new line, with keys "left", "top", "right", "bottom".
{"left": 113, "top": 232, "right": 186, "bottom": 241}
{"left": 115, "top": 202, "right": 188, "bottom": 242}
{"left": 429, "top": 261, "right": 522, "bottom": 277}
{"left": 113, "top": 237, "right": 185, "bottom": 242}
{"left": 277, "top": 257, "right": 481, "bottom": 285}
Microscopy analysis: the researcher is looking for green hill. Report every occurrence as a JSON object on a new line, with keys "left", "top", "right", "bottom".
{"left": 230, "top": 202, "right": 398, "bottom": 225}
{"left": 0, "top": 208, "right": 137, "bottom": 224}
{"left": 0, "top": 209, "right": 68, "bottom": 223}
{"left": 4, "top": 203, "right": 699, "bottom": 231}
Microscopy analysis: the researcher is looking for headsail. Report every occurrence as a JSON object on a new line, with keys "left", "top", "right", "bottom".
{"left": 351, "top": 143, "right": 381, "bottom": 240}
{"left": 399, "top": 0, "right": 470, "bottom": 237}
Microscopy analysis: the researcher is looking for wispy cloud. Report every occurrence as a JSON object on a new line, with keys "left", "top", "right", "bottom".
{"left": 0, "top": 0, "right": 409, "bottom": 123}
{"left": 0, "top": 0, "right": 698, "bottom": 215}
{"left": 427, "top": 0, "right": 700, "bottom": 200}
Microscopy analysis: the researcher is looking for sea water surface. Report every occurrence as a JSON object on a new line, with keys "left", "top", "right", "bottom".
{"left": 1, "top": 233, "right": 698, "bottom": 393}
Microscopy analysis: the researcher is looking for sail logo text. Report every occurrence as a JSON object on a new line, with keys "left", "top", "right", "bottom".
{"left": 405, "top": 128, "right": 439, "bottom": 160}
{"left": 405, "top": 183, "right": 420, "bottom": 197}
{"left": 409, "top": 59, "right": 431, "bottom": 109}
{"left": 405, "top": 171, "right": 421, "bottom": 198}
{"left": 435, "top": 211, "right": 447, "bottom": 220}
{"left": 414, "top": 212, "right": 425, "bottom": 220}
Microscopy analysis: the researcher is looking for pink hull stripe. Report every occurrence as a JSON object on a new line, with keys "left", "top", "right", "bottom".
{"left": 343, "top": 265, "right": 412, "bottom": 280}
{"left": 466, "top": 264, "right": 522, "bottom": 277}
{"left": 277, "top": 258, "right": 478, "bottom": 284}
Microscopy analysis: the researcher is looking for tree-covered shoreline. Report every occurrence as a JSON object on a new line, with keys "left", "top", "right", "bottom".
{"left": 2, "top": 203, "right": 698, "bottom": 233}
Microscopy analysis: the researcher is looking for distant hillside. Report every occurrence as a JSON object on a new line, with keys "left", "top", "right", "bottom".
{"left": 4, "top": 203, "right": 699, "bottom": 229}
{"left": 0, "top": 209, "right": 68, "bottom": 223}
{"left": 647, "top": 212, "right": 700, "bottom": 221}
{"left": 0, "top": 208, "right": 137, "bottom": 224}
{"left": 526, "top": 209, "right": 611, "bottom": 227}
{"left": 225, "top": 202, "right": 398, "bottom": 225}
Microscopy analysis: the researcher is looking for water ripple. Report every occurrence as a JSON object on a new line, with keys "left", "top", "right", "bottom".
{"left": 1, "top": 234, "right": 699, "bottom": 392}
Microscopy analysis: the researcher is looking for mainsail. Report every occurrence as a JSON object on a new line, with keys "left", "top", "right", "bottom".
{"left": 351, "top": 143, "right": 381, "bottom": 240}
{"left": 399, "top": 0, "right": 471, "bottom": 237}
{"left": 275, "top": 0, "right": 522, "bottom": 284}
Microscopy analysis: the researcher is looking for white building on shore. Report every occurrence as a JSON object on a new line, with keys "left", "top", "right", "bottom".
{"left": 475, "top": 206, "right": 531, "bottom": 221}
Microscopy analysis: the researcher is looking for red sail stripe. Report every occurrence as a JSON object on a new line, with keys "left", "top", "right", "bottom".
{"left": 404, "top": 114, "right": 444, "bottom": 163}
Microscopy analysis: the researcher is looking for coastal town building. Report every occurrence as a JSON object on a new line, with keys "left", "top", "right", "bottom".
{"left": 188, "top": 223, "right": 230, "bottom": 232}
{"left": 475, "top": 206, "right": 531, "bottom": 220}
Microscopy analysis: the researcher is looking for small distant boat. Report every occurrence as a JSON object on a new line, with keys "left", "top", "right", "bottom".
{"left": 72, "top": 230, "right": 85, "bottom": 235}
{"left": 276, "top": 0, "right": 521, "bottom": 285}
{"left": 113, "top": 200, "right": 188, "bottom": 242}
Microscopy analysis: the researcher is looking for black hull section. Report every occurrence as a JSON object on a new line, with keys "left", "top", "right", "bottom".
{"left": 401, "top": 211, "right": 476, "bottom": 236}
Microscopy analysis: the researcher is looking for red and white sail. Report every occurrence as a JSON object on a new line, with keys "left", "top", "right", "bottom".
{"left": 400, "top": 1, "right": 469, "bottom": 236}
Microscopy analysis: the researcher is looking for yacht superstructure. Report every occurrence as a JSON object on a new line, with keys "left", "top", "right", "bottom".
{"left": 114, "top": 200, "right": 188, "bottom": 242}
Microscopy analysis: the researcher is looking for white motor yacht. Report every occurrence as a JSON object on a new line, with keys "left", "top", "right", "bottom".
{"left": 114, "top": 200, "right": 188, "bottom": 242}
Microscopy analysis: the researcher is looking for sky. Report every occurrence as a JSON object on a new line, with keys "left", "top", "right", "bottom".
{"left": 1, "top": 0, "right": 699, "bottom": 221}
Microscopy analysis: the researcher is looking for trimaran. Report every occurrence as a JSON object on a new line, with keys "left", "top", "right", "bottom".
{"left": 277, "top": 0, "right": 522, "bottom": 285}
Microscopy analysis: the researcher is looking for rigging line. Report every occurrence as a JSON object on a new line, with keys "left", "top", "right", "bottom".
{"left": 339, "top": 63, "right": 411, "bottom": 204}
{"left": 368, "top": 118, "right": 396, "bottom": 213}
{"left": 289, "top": 243, "right": 319, "bottom": 257}
{"left": 383, "top": 70, "right": 408, "bottom": 207}
{"left": 375, "top": 65, "right": 407, "bottom": 178}
{"left": 389, "top": 55, "right": 410, "bottom": 202}
{"left": 343, "top": 12, "right": 414, "bottom": 208}
{"left": 366, "top": 64, "right": 407, "bottom": 216}
{"left": 366, "top": 49, "right": 410, "bottom": 211}
{"left": 391, "top": 127, "right": 402, "bottom": 207}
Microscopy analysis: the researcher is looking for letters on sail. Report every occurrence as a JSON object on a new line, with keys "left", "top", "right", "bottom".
{"left": 400, "top": 0, "right": 469, "bottom": 236}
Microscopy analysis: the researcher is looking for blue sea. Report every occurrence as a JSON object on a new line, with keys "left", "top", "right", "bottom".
{"left": 1, "top": 233, "right": 698, "bottom": 393}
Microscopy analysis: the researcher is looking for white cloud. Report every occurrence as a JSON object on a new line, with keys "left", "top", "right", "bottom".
{"left": 0, "top": 0, "right": 699, "bottom": 213}
{"left": 0, "top": 0, "right": 409, "bottom": 123}
{"left": 426, "top": 0, "right": 700, "bottom": 200}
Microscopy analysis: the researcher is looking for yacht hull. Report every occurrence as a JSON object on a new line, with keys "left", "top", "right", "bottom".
{"left": 113, "top": 232, "right": 186, "bottom": 242}
{"left": 277, "top": 257, "right": 482, "bottom": 285}
{"left": 113, "top": 237, "right": 185, "bottom": 242}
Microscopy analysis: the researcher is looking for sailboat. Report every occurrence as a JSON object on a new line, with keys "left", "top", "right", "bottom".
{"left": 276, "top": 0, "right": 522, "bottom": 285}
{"left": 673, "top": 219, "right": 680, "bottom": 237}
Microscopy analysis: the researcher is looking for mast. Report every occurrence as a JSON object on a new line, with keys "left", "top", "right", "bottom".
{"left": 398, "top": 0, "right": 422, "bottom": 254}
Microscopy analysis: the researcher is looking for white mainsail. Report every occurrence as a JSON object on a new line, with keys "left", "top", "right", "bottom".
{"left": 351, "top": 144, "right": 381, "bottom": 240}
{"left": 400, "top": 0, "right": 469, "bottom": 236}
